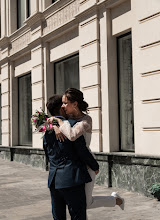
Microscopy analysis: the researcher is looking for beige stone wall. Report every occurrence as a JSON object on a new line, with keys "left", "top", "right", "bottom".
{"left": 0, "top": 0, "right": 159, "bottom": 155}
{"left": 131, "top": 0, "right": 160, "bottom": 155}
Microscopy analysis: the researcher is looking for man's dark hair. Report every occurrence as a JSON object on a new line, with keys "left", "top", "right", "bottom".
{"left": 46, "top": 95, "right": 62, "bottom": 116}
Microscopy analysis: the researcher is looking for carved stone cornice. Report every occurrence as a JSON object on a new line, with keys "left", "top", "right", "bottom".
{"left": 0, "top": 36, "right": 10, "bottom": 49}
{"left": 28, "top": 37, "right": 43, "bottom": 50}
{"left": 43, "top": 0, "right": 79, "bottom": 35}
{"left": 97, "top": 0, "right": 127, "bottom": 9}
{"left": 0, "top": 56, "right": 9, "bottom": 66}
{"left": 42, "top": 19, "right": 78, "bottom": 43}
{"left": 10, "top": 30, "right": 31, "bottom": 55}
{"left": 25, "top": 12, "right": 44, "bottom": 27}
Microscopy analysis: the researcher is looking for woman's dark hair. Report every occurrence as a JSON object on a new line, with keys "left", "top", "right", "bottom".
{"left": 46, "top": 95, "right": 62, "bottom": 116}
{"left": 64, "top": 88, "right": 88, "bottom": 113}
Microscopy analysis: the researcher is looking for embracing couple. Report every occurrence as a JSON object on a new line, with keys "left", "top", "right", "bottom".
{"left": 43, "top": 88, "right": 124, "bottom": 220}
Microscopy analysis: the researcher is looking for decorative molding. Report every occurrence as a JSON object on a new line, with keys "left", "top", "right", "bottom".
{"left": 81, "top": 39, "right": 99, "bottom": 48}
{"left": 32, "top": 81, "right": 44, "bottom": 86}
{"left": 92, "top": 129, "right": 102, "bottom": 133}
{"left": 1, "top": 132, "right": 10, "bottom": 135}
{"left": 32, "top": 63, "right": 42, "bottom": 69}
{"left": 142, "top": 99, "right": 160, "bottom": 104}
{"left": 10, "top": 31, "right": 31, "bottom": 55}
{"left": 143, "top": 127, "right": 160, "bottom": 131}
{"left": 0, "top": 57, "right": 9, "bottom": 66}
{"left": 81, "top": 62, "right": 99, "bottom": 69}
{"left": 139, "top": 11, "right": 160, "bottom": 23}
{"left": 80, "top": 0, "right": 90, "bottom": 5}
{"left": 141, "top": 69, "right": 160, "bottom": 77}
{"left": 100, "top": 0, "right": 127, "bottom": 9}
{"left": 80, "top": 17, "right": 97, "bottom": 27}
{"left": 0, "top": 0, "right": 80, "bottom": 59}
{"left": 1, "top": 78, "right": 9, "bottom": 82}
{"left": 82, "top": 62, "right": 99, "bottom": 69}
{"left": 140, "top": 40, "right": 160, "bottom": 50}
{"left": 28, "top": 37, "right": 43, "bottom": 50}
{"left": 32, "top": 97, "right": 44, "bottom": 102}
{"left": 82, "top": 84, "right": 101, "bottom": 90}
{"left": 0, "top": 36, "right": 10, "bottom": 48}
{"left": 1, "top": 118, "right": 10, "bottom": 122}
{"left": 25, "top": 12, "right": 44, "bottom": 27}
{"left": 88, "top": 107, "right": 101, "bottom": 111}
{"left": 1, "top": 62, "right": 9, "bottom": 69}
{"left": 82, "top": 84, "right": 100, "bottom": 90}
{"left": 76, "top": 2, "right": 97, "bottom": 19}
{"left": 1, "top": 91, "right": 10, "bottom": 95}
{"left": 43, "top": 0, "right": 79, "bottom": 35}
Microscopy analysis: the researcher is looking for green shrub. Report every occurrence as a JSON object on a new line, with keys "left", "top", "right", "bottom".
{"left": 150, "top": 183, "right": 160, "bottom": 200}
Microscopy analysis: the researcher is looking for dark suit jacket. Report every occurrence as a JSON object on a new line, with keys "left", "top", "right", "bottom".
{"left": 43, "top": 118, "right": 99, "bottom": 189}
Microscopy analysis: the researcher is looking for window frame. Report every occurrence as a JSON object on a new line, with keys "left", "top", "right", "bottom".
{"left": 17, "top": 0, "right": 31, "bottom": 29}
{"left": 18, "top": 73, "right": 32, "bottom": 146}
{"left": 0, "top": 85, "right": 1, "bottom": 145}
{"left": 117, "top": 32, "right": 134, "bottom": 152}
{"left": 54, "top": 53, "right": 79, "bottom": 94}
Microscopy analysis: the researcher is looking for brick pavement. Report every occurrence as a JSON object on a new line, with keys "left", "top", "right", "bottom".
{"left": 0, "top": 158, "right": 160, "bottom": 220}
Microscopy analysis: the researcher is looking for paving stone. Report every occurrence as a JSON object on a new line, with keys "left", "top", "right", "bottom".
{"left": 0, "top": 158, "right": 160, "bottom": 220}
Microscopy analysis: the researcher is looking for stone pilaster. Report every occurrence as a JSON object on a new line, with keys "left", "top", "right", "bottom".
{"left": 79, "top": 5, "right": 101, "bottom": 152}
{"left": 9, "top": 61, "right": 18, "bottom": 146}
{"left": 1, "top": 62, "right": 10, "bottom": 146}
{"left": 0, "top": 37, "right": 10, "bottom": 146}
{"left": 31, "top": 42, "right": 44, "bottom": 148}
{"left": 1, "top": 0, "right": 7, "bottom": 37}
{"left": 25, "top": 9, "right": 45, "bottom": 148}
{"left": 100, "top": 8, "right": 119, "bottom": 153}
{"left": 43, "top": 42, "right": 54, "bottom": 113}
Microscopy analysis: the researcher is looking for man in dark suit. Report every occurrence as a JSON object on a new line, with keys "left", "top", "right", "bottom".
{"left": 43, "top": 95, "right": 99, "bottom": 220}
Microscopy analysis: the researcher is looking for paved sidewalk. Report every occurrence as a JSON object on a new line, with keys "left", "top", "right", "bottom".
{"left": 0, "top": 158, "right": 160, "bottom": 220}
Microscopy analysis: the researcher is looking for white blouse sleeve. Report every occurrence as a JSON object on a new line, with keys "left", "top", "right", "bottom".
{"left": 59, "top": 117, "right": 92, "bottom": 141}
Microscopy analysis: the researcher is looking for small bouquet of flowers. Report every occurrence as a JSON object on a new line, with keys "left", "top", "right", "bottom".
{"left": 31, "top": 109, "right": 58, "bottom": 133}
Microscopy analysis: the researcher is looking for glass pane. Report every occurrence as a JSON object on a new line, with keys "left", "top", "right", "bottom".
{"left": 17, "top": 0, "right": 26, "bottom": 28}
{"left": 118, "top": 34, "right": 134, "bottom": 151}
{"left": 18, "top": 74, "right": 32, "bottom": 146}
{"left": 54, "top": 55, "right": 79, "bottom": 94}
{"left": 27, "top": 0, "right": 31, "bottom": 18}
{"left": 0, "top": 85, "right": 1, "bottom": 145}
{"left": 0, "top": 15, "right": 1, "bottom": 38}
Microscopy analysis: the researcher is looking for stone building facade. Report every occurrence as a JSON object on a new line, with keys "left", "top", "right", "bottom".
{"left": 0, "top": 0, "right": 160, "bottom": 196}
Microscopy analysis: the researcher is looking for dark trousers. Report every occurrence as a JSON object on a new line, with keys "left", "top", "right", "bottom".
{"left": 50, "top": 183, "right": 86, "bottom": 220}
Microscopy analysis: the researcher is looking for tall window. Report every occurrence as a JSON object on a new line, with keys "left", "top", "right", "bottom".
{"left": 117, "top": 33, "right": 134, "bottom": 151}
{"left": 26, "top": 0, "right": 31, "bottom": 18}
{"left": 0, "top": 85, "right": 1, "bottom": 145}
{"left": 17, "top": 0, "right": 30, "bottom": 29}
{"left": 54, "top": 54, "right": 79, "bottom": 94}
{"left": 0, "top": 11, "right": 1, "bottom": 38}
{"left": 18, "top": 74, "right": 32, "bottom": 146}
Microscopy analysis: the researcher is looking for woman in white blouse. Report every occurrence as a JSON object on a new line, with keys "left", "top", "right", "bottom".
{"left": 47, "top": 88, "right": 124, "bottom": 211}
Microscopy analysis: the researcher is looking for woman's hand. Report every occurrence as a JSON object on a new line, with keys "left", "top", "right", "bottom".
{"left": 47, "top": 117, "right": 64, "bottom": 126}
{"left": 95, "top": 170, "right": 99, "bottom": 175}
{"left": 47, "top": 116, "right": 58, "bottom": 124}
{"left": 53, "top": 126, "right": 67, "bottom": 142}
